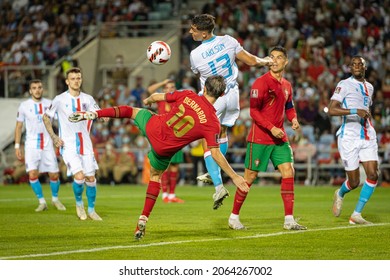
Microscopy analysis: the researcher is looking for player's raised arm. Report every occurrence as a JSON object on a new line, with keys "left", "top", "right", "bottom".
{"left": 143, "top": 92, "right": 166, "bottom": 106}
{"left": 236, "top": 50, "right": 274, "bottom": 67}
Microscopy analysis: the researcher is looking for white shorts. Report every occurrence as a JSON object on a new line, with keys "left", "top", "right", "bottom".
{"left": 62, "top": 152, "right": 99, "bottom": 176}
{"left": 25, "top": 147, "right": 59, "bottom": 173}
{"left": 213, "top": 84, "right": 240, "bottom": 127}
{"left": 337, "top": 137, "right": 379, "bottom": 171}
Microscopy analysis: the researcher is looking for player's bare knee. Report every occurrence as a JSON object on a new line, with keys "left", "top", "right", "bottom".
{"left": 366, "top": 172, "right": 379, "bottom": 182}
{"left": 49, "top": 175, "right": 59, "bottom": 181}
{"left": 349, "top": 178, "right": 360, "bottom": 189}
{"left": 28, "top": 170, "right": 39, "bottom": 179}
{"left": 74, "top": 172, "right": 85, "bottom": 181}
{"left": 85, "top": 176, "right": 96, "bottom": 183}
{"left": 244, "top": 170, "right": 257, "bottom": 184}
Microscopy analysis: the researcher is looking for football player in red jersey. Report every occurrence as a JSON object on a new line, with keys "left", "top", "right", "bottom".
{"left": 147, "top": 79, "right": 185, "bottom": 203}
{"left": 69, "top": 75, "right": 249, "bottom": 240}
{"left": 228, "top": 46, "right": 307, "bottom": 231}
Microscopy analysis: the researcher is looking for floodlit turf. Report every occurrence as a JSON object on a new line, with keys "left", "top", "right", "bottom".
{"left": 0, "top": 183, "right": 389, "bottom": 260}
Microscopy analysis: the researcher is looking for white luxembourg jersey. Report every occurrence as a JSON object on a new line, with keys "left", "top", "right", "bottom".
{"left": 45, "top": 91, "right": 98, "bottom": 155}
{"left": 16, "top": 98, "right": 53, "bottom": 150}
{"left": 190, "top": 35, "right": 243, "bottom": 95}
{"left": 331, "top": 76, "right": 376, "bottom": 140}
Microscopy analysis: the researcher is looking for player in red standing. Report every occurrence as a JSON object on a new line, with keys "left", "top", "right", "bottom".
{"left": 228, "top": 46, "right": 307, "bottom": 231}
{"left": 69, "top": 75, "right": 249, "bottom": 240}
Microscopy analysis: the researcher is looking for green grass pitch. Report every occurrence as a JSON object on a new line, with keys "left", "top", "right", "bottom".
{"left": 0, "top": 183, "right": 389, "bottom": 260}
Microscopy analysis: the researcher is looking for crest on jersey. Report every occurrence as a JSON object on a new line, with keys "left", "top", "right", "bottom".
{"left": 255, "top": 159, "right": 260, "bottom": 167}
{"left": 82, "top": 103, "right": 88, "bottom": 111}
{"left": 250, "top": 89, "right": 258, "bottom": 98}
{"left": 334, "top": 87, "right": 341, "bottom": 94}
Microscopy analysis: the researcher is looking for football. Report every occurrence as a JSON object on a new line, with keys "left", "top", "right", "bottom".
{"left": 146, "top": 41, "right": 171, "bottom": 65}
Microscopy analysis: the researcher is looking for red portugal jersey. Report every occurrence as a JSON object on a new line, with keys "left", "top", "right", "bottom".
{"left": 146, "top": 90, "right": 220, "bottom": 157}
{"left": 247, "top": 72, "right": 297, "bottom": 145}
{"left": 157, "top": 100, "right": 170, "bottom": 114}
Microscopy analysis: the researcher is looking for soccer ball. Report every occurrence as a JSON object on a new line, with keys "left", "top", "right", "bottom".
{"left": 147, "top": 41, "right": 171, "bottom": 65}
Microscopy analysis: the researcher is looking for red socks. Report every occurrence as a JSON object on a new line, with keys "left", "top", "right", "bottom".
{"left": 141, "top": 180, "right": 161, "bottom": 217}
{"left": 161, "top": 171, "right": 169, "bottom": 194}
{"left": 232, "top": 182, "right": 252, "bottom": 215}
{"left": 97, "top": 105, "right": 133, "bottom": 118}
{"left": 281, "top": 177, "right": 294, "bottom": 216}
{"left": 231, "top": 177, "right": 295, "bottom": 216}
{"left": 169, "top": 171, "right": 178, "bottom": 194}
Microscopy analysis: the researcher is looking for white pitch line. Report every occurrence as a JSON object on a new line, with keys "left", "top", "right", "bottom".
{"left": 1, "top": 223, "right": 389, "bottom": 260}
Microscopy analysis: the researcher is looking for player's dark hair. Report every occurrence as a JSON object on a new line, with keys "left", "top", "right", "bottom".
{"left": 269, "top": 46, "right": 288, "bottom": 58}
{"left": 66, "top": 67, "right": 82, "bottom": 78}
{"left": 191, "top": 14, "right": 215, "bottom": 33}
{"left": 205, "top": 75, "right": 226, "bottom": 99}
{"left": 29, "top": 79, "right": 42, "bottom": 89}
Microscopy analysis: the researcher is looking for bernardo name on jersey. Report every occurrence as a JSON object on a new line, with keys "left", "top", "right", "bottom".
{"left": 183, "top": 96, "right": 207, "bottom": 123}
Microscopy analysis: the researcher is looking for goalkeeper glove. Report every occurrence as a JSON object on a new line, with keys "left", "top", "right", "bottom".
{"left": 68, "top": 111, "right": 97, "bottom": 122}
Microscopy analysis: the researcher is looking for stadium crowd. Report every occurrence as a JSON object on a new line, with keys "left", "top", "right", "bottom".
{"left": 2, "top": 0, "right": 390, "bottom": 186}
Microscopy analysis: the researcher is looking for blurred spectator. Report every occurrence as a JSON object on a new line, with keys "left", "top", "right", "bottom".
{"left": 382, "top": 72, "right": 390, "bottom": 98}
{"left": 42, "top": 32, "right": 59, "bottom": 64}
{"left": 379, "top": 128, "right": 390, "bottom": 186}
{"left": 3, "top": 157, "right": 28, "bottom": 184}
{"left": 292, "top": 132, "right": 317, "bottom": 163}
{"left": 116, "top": 84, "right": 136, "bottom": 105}
{"left": 97, "top": 142, "right": 117, "bottom": 184}
{"left": 313, "top": 103, "right": 332, "bottom": 140}
{"left": 290, "top": 131, "right": 317, "bottom": 185}
{"left": 299, "top": 97, "right": 318, "bottom": 126}
{"left": 32, "top": 11, "right": 49, "bottom": 41}
{"left": 113, "top": 145, "right": 138, "bottom": 184}
{"left": 28, "top": 0, "right": 44, "bottom": 15}
{"left": 130, "top": 76, "right": 146, "bottom": 107}
{"left": 108, "top": 54, "right": 130, "bottom": 88}
{"left": 59, "top": 4, "right": 74, "bottom": 26}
